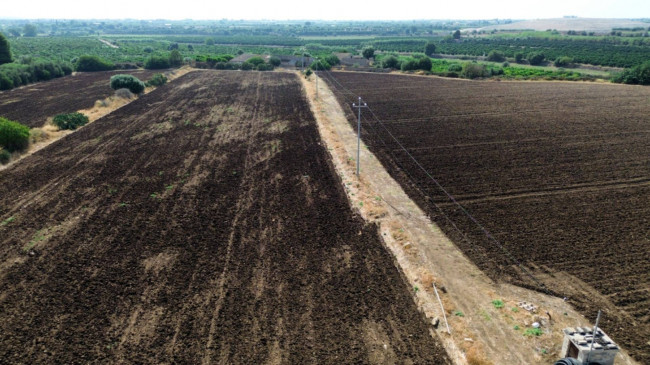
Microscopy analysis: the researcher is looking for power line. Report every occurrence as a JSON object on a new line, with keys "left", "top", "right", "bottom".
{"left": 320, "top": 70, "right": 551, "bottom": 294}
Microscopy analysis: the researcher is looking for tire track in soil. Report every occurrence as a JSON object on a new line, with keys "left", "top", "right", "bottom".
{"left": 0, "top": 71, "right": 451, "bottom": 364}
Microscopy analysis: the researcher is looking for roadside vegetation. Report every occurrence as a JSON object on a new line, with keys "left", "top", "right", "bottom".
{"left": 1, "top": 19, "right": 649, "bottom": 85}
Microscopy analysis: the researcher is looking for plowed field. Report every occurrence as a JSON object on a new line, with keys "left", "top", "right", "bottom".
{"left": 0, "top": 71, "right": 450, "bottom": 364}
{"left": 0, "top": 70, "right": 159, "bottom": 128}
{"left": 323, "top": 71, "right": 650, "bottom": 363}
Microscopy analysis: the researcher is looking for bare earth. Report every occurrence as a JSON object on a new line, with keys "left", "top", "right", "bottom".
{"left": 301, "top": 72, "right": 639, "bottom": 365}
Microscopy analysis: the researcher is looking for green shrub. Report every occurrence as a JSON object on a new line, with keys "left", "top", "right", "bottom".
{"left": 554, "top": 56, "right": 574, "bottom": 67}
{"left": 362, "top": 46, "right": 375, "bottom": 59}
{"left": 527, "top": 52, "right": 546, "bottom": 66}
{"left": 0, "top": 117, "right": 30, "bottom": 152}
{"left": 269, "top": 56, "right": 281, "bottom": 67}
{"left": 461, "top": 63, "right": 487, "bottom": 79}
{"left": 145, "top": 55, "right": 170, "bottom": 70}
{"left": 487, "top": 50, "right": 506, "bottom": 62}
{"left": 0, "top": 33, "right": 12, "bottom": 66}
{"left": 0, "top": 148, "right": 10, "bottom": 164}
{"left": 75, "top": 55, "right": 114, "bottom": 72}
{"left": 110, "top": 74, "right": 145, "bottom": 94}
{"left": 256, "top": 63, "right": 274, "bottom": 71}
{"left": 310, "top": 60, "right": 330, "bottom": 70}
{"left": 447, "top": 64, "right": 463, "bottom": 72}
{"left": 524, "top": 328, "right": 543, "bottom": 337}
{"left": 424, "top": 41, "right": 436, "bottom": 56}
{"left": 491, "top": 299, "right": 505, "bottom": 309}
{"left": 169, "top": 50, "right": 183, "bottom": 67}
{"left": 381, "top": 55, "right": 400, "bottom": 69}
{"left": 146, "top": 73, "right": 167, "bottom": 87}
{"left": 240, "top": 62, "right": 253, "bottom": 70}
{"left": 247, "top": 56, "right": 266, "bottom": 66}
{"left": 0, "top": 73, "right": 13, "bottom": 90}
{"left": 324, "top": 54, "right": 340, "bottom": 66}
{"left": 52, "top": 112, "right": 89, "bottom": 130}
{"left": 613, "top": 61, "right": 650, "bottom": 85}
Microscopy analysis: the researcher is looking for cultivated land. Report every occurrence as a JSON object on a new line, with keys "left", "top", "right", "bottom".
{"left": 0, "top": 70, "right": 158, "bottom": 128}
{"left": 480, "top": 18, "right": 650, "bottom": 32}
{"left": 0, "top": 70, "right": 451, "bottom": 364}
{"left": 323, "top": 71, "right": 650, "bottom": 363}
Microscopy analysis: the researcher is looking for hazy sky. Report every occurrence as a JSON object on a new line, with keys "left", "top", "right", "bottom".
{"left": 2, "top": 0, "right": 649, "bottom": 20}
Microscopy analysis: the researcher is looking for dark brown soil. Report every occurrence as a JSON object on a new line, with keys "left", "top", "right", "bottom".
{"left": 323, "top": 71, "right": 650, "bottom": 363}
{"left": 0, "top": 71, "right": 450, "bottom": 364}
{"left": 0, "top": 70, "right": 160, "bottom": 128}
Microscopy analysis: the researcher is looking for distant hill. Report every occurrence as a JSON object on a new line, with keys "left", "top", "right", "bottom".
{"left": 479, "top": 18, "right": 649, "bottom": 33}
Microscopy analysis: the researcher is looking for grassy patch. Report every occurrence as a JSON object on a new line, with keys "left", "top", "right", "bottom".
{"left": 524, "top": 328, "right": 543, "bottom": 337}
{"left": 1, "top": 216, "right": 15, "bottom": 226}
{"left": 491, "top": 299, "right": 504, "bottom": 309}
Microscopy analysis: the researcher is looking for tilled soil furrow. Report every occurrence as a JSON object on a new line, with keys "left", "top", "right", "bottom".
{"left": 0, "top": 71, "right": 450, "bottom": 364}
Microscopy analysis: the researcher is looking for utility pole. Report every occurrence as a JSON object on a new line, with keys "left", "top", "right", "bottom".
{"left": 352, "top": 97, "right": 367, "bottom": 176}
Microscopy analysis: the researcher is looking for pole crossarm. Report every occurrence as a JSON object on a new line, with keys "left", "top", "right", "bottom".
{"left": 352, "top": 96, "right": 368, "bottom": 176}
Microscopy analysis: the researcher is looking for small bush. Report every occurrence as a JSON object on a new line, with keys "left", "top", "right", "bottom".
{"left": 169, "top": 50, "right": 183, "bottom": 67}
{"left": 524, "top": 328, "right": 543, "bottom": 337}
{"left": 310, "top": 60, "right": 330, "bottom": 71}
{"left": 461, "top": 62, "right": 487, "bottom": 79}
{"left": 115, "top": 88, "right": 134, "bottom": 99}
{"left": 381, "top": 55, "right": 400, "bottom": 69}
{"left": 247, "top": 57, "right": 266, "bottom": 67}
{"left": 448, "top": 64, "right": 463, "bottom": 72}
{"left": 256, "top": 63, "right": 274, "bottom": 71}
{"left": 0, "top": 117, "right": 30, "bottom": 152}
{"left": 486, "top": 50, "right": 506, "bottom": 62}
{"left": 304, "top": 69, "right": 313, "bottom": 77}
{"left": 110, "top": 74, "right": 145, "bottom": 94}
{"left": 75, "top": 55, "right": 114, "bottom": 72}
{"left": 491, "top": 299, "right": 505, "bottom": 309}
{"left": 240, "top": 62, "right": 253, "bottom": 71}
{"left": 52, "top": 112, "right": 89, "bottom": 130}
{"left": 269, "top": 56, "right": 281, "bottom": 67}
{"left": 145, "top": 55, "right": 170, "bottom": 70}
{"left": 0, "top": 148, "right": 10, "bottom": 164}
{"left": 146, "top": 73, "right": 168, "bottom": 87}
{"left": 554, "top": 56, "right": 574, "bottom": 67}
{"left": 527, "top": 52, "right": 546, "bottom": 66}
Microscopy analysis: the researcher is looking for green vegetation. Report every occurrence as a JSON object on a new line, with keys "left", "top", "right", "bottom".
{"left": 0, "top": 117, "right": 30, "bottom": 152}
{"left": 23, "top": 24, "right": 37, "bottom": 37}
{"left": 453, "top": 310, "right": 464, "bottom": 317}
{"left": 52, "top": 112, "right": 89, "bottom": 130}
{"left": 491, "top": 299, "right": 505, "bottom": 309}
{"left": 0, "top": 61, "right": 72, "bottom": 90}
{"left": 169, "top": 49, "right": 183, "bottom": 67}
{"left": 0, "top": 216, "right": 15, "bottom": 226}
{"left": 144, "top": 55, "right": 170, "bottom": 69}
{"left": 486, "top": 50, "right": 505, "bottom": 62}
{"left": 362, "top": 46, "right": 375, "bottom": 59}
{"left": 527, "top": 52, "right": 546, "bottom": 66}
{"left": 0, "top": 148, "right": 10, "bottom": 164}
{"left": 524, "top": 328, "right": 543, "bottom": 337}
{"left": 110, "top": 74, "right": 145, "bottom": 94}
{"left": 424, "top": 41, "right": 436, "bottom": 56}
{"left": 0, "top": 33, "right": 12, "bottom": 65}
{"left": 75, "top": 55, "right": 114, "bottom": 71}
{"left": 146, "top": 73, "right": 167, "bottom": 87}
{"left": 613, "top": 61, "right": 650, "bottom": 85}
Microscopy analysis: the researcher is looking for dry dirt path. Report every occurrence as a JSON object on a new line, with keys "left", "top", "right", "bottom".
{"left": 300, "top": 71, "right": 639, "bottom": 365}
